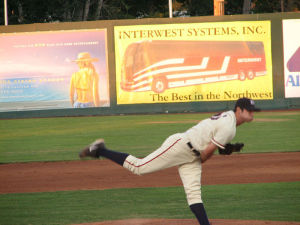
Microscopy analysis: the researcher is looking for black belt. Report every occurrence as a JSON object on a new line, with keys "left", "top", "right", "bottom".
{"left": 187, "top": 142, "right": 201, "bottom": 157}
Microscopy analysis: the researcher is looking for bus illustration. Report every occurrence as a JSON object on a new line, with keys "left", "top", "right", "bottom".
{"left": 120, "top": 40, "right": 267, "bottom": 93}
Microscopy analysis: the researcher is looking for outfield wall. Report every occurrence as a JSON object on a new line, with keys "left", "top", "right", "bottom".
{"left": 0, "top": 12, "right": 300, "bottom": 118}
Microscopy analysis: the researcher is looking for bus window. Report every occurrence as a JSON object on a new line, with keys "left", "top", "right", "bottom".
{"left": 123, "top": 45, "right": 136, "bottom": 82}
{"left": 247, "top": 42, "right": 264, "bottom": 55}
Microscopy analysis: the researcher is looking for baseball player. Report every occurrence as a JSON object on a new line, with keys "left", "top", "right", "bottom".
{"left": 79, "top": 97, "right": 260, "bottom": 225}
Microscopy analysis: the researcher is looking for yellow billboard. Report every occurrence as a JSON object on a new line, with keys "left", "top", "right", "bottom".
{"left": 114, "top": 21, "right": 273, "bottom": 104}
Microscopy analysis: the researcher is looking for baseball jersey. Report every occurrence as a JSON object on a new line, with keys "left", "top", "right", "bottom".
{"left": 185, "top": 110, "right": 236, "bottom": 151}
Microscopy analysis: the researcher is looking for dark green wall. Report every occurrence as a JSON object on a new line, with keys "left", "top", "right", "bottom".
{"left": 1, "top": 12, "right": 300, "bottom": 119}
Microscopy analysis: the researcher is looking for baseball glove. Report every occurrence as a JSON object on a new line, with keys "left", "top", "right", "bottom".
{"left": 218, "top": 143, "right": 244, "bottom": 155}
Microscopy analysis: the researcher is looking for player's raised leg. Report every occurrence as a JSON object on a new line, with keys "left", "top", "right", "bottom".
{"left": 79, "top": 134, "right": 197, "bottom": 175}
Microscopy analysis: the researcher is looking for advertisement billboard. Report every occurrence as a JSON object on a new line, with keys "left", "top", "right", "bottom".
{"left": 114, "top": 21, "right": 273, "bottom": 104}
{"left": 0, "top": 29, "right": 110, "bottom": 111}
{"left": 283, "top": 19, "right": 300, "bottom": 98}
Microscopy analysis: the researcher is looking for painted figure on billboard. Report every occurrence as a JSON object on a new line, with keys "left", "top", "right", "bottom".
{"left": 120, "top": 40, "right": 267, "bottom": 93}
{"left": 70, "top": 52, "right": 100, "bottom": 108}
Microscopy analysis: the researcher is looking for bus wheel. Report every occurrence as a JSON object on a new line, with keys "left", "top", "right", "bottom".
{"left": 239, "top": 71, "right": 246, "bottom": 81}
{"left": 247, "top": 70, "right": 255, "bottom": 80}
{"left": 152, "top": 77, "right": 167, "bottom": 93}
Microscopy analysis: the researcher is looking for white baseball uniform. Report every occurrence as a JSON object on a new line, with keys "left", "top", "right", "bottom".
{"left": 123, "top": 110, "right": 237, "bottom": 205}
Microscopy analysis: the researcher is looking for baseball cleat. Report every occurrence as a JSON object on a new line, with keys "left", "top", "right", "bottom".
{"left": 79, "top": 139, "right": 106, "bottom": 159}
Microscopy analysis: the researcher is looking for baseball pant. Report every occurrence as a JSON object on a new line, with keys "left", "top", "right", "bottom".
{"left": 123, "top": 133, "right": 203, "bottom": 205}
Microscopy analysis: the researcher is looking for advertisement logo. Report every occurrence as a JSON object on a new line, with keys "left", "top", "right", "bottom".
{"left": 283, "top": 19, "right": 300, "bottom": 98}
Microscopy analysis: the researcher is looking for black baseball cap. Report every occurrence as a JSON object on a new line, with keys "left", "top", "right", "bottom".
{"left": 234, "top": 98, "right": 261, "bottom": 112}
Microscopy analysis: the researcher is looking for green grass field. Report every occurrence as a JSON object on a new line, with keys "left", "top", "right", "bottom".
{"left": 1, "top": 111, "right": 300, "bottom": 163}
{"left": 0, "top": 183, "right": 299, "bottom": 225}
{"left": 0, "top": 111, "right": 300, "bottom": 224}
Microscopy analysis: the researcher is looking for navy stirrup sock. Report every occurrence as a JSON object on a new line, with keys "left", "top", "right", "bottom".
{"left": 100, "top": 148, "right": 129, "bottom": 166}
{"left": 190, "top": 203, "right": 210, "bottom": 225}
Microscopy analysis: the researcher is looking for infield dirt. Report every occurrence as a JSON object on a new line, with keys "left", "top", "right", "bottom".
{"left": 1, "top": 152, "right": 299, "bottom": 225}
